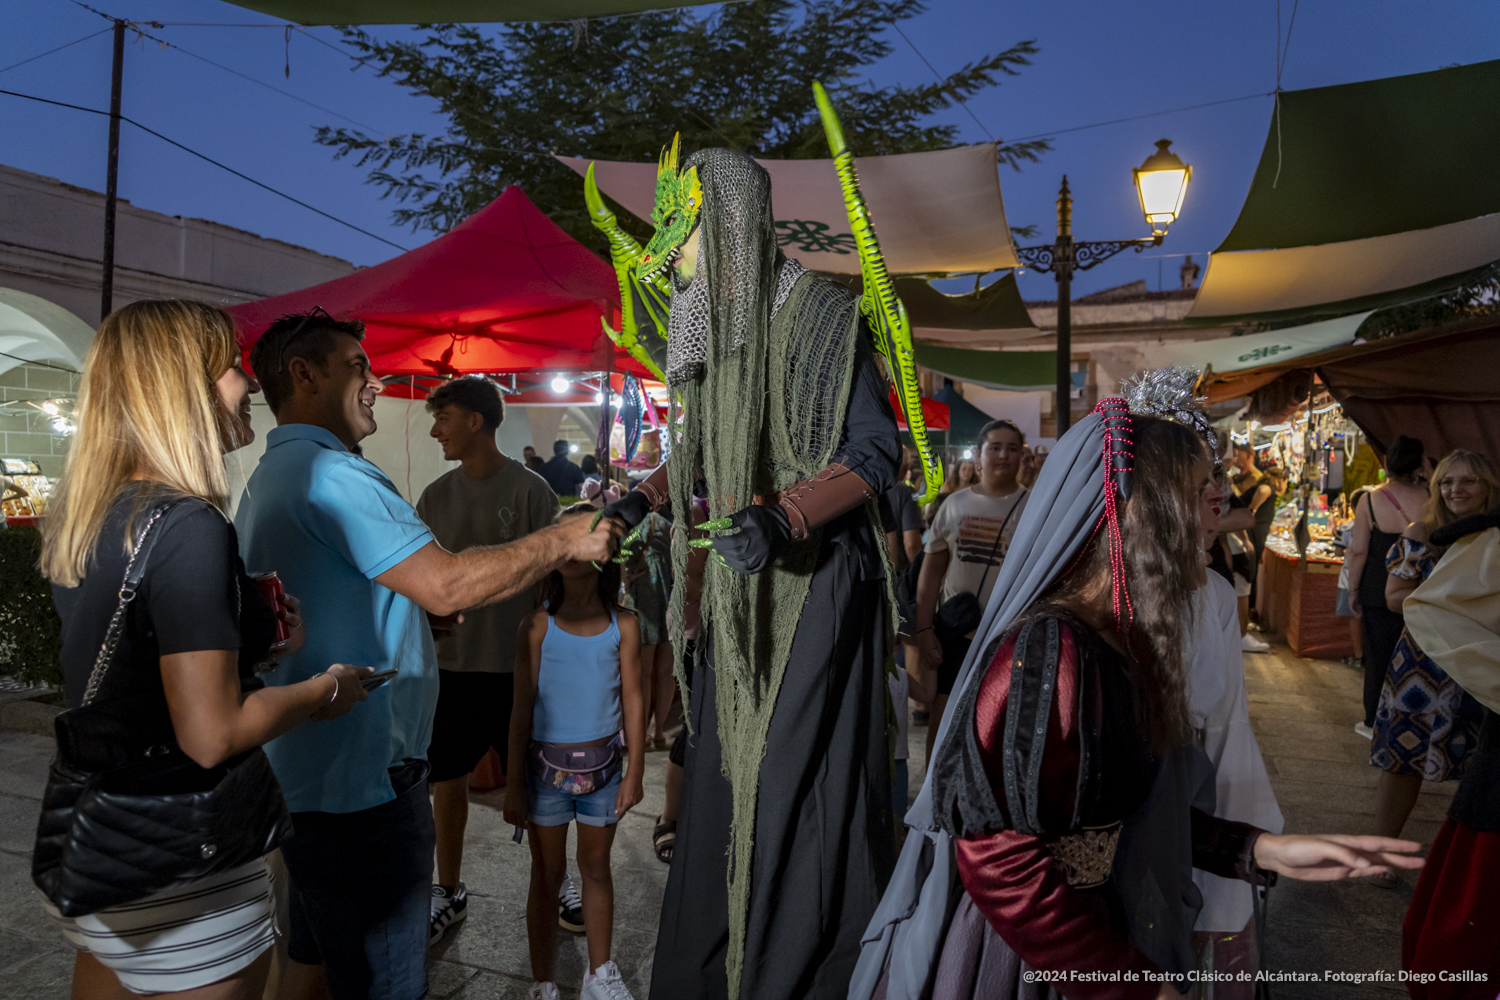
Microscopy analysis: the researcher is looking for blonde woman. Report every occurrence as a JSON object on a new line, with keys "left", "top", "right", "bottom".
{"left": 1369, "top": 449, "right": 1500, "bottom": 877}
{"left": 40, "top": 300, "right": 372, "bottom": 999}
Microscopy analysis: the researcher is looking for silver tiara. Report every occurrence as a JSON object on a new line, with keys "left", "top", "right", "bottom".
{"left": 1120, "top": 366, "right": 1220, "bottom": 466}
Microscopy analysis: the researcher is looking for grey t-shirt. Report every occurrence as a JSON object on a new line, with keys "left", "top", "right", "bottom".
{"left": 416, "top": 457, "right": 559, "bottom": 673}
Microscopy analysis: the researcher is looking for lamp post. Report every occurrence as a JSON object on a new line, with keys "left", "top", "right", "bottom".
{"left": 1018, "top": 139, "right": 1192, "bottom": 435}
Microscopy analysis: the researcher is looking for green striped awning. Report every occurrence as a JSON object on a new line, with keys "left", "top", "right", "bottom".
{"left": 914, "top": 344, "right": 1054, "bottom": 391}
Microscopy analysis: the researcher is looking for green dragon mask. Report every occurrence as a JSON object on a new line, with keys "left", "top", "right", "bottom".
{"left": 637, "top": 134, "right": 703, "bottom": 283}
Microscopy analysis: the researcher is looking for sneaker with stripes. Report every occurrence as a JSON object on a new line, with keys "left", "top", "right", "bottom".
{"left": 429, "top": 882, "right": 467, "bottom": 945}
{"left": 559, "top": 874, "right": 584, "bottom": 933}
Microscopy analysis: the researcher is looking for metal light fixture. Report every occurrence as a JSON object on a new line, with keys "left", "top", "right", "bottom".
{"left": 1133, "top": 139, "right": 1192, "bottom": 234}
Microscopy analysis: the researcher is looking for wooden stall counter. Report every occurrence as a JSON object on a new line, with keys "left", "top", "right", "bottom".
{"left": 1256, "top": 543, "right": 1355, "bottom": 661}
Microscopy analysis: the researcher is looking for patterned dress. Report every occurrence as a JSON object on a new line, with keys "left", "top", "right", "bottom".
{"left": 623, "top": 512, "right": 672, "bottom": 647}
{"left": 1371, "top": 537, "right": 1483, "bottom": 780}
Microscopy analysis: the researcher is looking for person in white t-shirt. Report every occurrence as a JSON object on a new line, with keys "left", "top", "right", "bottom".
{"left": 912, "top": 419, "right": 1029, "bottom": 767}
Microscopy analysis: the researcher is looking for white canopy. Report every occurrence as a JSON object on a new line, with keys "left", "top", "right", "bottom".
{"left": 1166, "top": 310, "right": 1373, "bottom": 374}
{"left": 0, "top": 288, "right": 93, "bottom": 377}
{"left": 557, "top": 143, "right": 1020, "bottom": 276}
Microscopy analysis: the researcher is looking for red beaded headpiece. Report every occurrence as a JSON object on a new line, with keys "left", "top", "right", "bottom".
{"left": 1094, "top": 398, "right": 1135, "bottom": 631}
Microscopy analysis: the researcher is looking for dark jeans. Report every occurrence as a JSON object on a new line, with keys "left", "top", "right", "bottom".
{"left": 281, "top": 759, "right": 435, "bottom": 1000}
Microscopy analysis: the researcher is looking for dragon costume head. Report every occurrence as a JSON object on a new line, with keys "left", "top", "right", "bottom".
{"left": 637, "top": 134, "right": 704, "bottom": 285}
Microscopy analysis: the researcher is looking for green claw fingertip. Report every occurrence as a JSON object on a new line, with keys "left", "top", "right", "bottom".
{"left": 701, "top": 517, "right": 734, "bottom": 531}
{"left": 590, "top": 510, "right": 605, "bottom": 531}
{"left": 689, "top": 538, "right": 715, "bottom": 549}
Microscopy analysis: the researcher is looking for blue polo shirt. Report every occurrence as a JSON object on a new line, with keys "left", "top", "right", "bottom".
{"left": 235, "top": 423, "right": 438, "bottom": 815}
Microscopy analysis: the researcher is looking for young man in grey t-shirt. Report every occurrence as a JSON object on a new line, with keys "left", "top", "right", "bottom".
{"left": 416, "top": 379, "right": 559, "bottom": 943}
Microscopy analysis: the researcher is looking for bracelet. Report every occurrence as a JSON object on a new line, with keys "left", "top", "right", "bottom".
{"left": 322, "top": 671, "right": 339, "bottom": 705}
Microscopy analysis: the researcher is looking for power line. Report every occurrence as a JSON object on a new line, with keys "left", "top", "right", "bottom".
{"left": 1006, "top": 91, "right": 1273, "bottom": 143}
{"left": 0, "top": 27, "right": 113, "bottom": 75}
{"left": 0, "top": 86, "right": 410, "bottom": 251}
{"left": 0, "top": 350, "right": 79, "bottom": 373}
{"left": 891, "top": 23, "right": 995, "bottom": 142}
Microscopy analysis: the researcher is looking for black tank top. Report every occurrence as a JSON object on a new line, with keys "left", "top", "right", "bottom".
{"left": 1357, "top": 489, "right": 1405, "bottom": 609}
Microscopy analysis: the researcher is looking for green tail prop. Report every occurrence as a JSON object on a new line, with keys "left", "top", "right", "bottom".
{"left": 812, "top": 82, "right": 944, "bottom": 504}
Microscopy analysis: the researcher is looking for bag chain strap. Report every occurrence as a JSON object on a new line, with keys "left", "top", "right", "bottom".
{"left": 80, "top": 504, "right": 172, "bottom": 708}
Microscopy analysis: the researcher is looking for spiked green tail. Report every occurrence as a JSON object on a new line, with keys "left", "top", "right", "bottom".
{"left": 812, "top": 82, "right": 944, "bottom": 504}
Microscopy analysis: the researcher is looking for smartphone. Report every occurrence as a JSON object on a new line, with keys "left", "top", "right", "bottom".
{"left": 360, "top": 668, "right": 398, "bottom": 692}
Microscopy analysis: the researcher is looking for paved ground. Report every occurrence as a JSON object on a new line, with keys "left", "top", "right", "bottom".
{"left": 0, "top": 636, "right": 1443, "bottom": 998}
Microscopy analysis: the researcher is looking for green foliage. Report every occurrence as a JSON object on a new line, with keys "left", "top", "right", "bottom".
{"left": 316, "top": 0, "right": 1048, "bottom": 251}
{"left": 0, "top": 526, "right": 63, "bottom": 688}
{"left": 1357, "top": 263, "right": 1500, "bottom": 341}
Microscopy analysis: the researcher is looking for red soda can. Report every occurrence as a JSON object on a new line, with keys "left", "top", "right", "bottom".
{"left": 252, "top": 571, "right": 291, "bottom": 644}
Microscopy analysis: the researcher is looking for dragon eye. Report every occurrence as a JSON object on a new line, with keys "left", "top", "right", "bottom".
{"left": 666, "top": 213, "right": 677, "bottom": 227}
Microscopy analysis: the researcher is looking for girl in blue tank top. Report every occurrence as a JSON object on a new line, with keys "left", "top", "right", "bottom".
{"left": 505, "top": 507, "right": 644, "bottom": 1000}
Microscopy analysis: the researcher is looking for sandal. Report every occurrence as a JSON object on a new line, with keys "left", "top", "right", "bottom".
{"left": 653, "top": 818, "right": 677, "bottom": 863}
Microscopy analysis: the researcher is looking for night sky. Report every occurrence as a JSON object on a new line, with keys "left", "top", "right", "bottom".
{"left": 3, "top": 0, "right": 1495, "bottom": 300}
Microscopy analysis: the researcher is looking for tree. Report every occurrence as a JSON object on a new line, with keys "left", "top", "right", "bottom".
{"left": 317, "top": 0, "right": 1048, "bottom": 252}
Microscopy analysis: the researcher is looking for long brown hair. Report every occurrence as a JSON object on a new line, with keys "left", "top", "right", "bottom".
{"left": 1424, "top": 450, "right": 1500, "bottom": 532}
{"left": 42, "top": 300, "right": 240, "bottom": 587}
{"left": 1046, "top": 415, "right": 1207, "bottom": 751}
{"left": 544, "top": 503, "right": 623, "bottom": 614}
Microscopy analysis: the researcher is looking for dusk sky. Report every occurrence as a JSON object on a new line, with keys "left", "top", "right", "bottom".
{"left": 3, "top": 0, "right": 1495, "bottom": 300}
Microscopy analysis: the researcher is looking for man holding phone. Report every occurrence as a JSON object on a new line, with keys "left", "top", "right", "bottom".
{"left": 239, "top": 312, "right": 620, "bottom": 1000}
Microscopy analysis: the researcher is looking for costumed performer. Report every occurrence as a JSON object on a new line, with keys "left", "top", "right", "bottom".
{"left": 849, "top": 399, "right": 1424, "bottom": 1000}
{"left": 1122, "top": 369, "right": 1285, "bottom": 996}
{"left": 1400, "top": 504, "right": 1500, "bottom": 999}
{"left": 587, "top": 138, "right": 902, "bottom": 999}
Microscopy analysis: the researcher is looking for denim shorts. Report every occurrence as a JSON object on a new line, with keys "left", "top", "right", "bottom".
{"left": 527, "top": 765, "right": 622, "bottom": 828}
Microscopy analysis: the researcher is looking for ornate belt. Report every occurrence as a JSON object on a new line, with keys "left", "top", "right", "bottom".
{"left": 1048, "top": 822, "right": 1122, "bottom": 888}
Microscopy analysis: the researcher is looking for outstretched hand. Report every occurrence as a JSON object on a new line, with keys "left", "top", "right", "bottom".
{"left": 1252, "top": 832, "right": 1424, "bottom": 882}
{"left": 689, "top": 505, "right": 791, "bottom": 575}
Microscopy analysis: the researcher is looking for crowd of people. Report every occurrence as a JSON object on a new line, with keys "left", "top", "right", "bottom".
{"left": 25, "top": 141, "right": 1499, "bottom": 1000}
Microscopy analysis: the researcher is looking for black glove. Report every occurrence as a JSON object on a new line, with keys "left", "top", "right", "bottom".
{"left": 601, "top": 489, "right": 653, "bottom": 529}
{"left": 702, "top": 504, "right": 791, "bottom": 575}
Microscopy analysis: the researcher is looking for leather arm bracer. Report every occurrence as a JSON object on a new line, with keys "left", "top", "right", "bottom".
{"left": 773, "top": 461, "right": 877, "bottom": 540}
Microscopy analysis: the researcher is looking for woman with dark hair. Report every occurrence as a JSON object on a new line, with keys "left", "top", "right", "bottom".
{"left": 1345, "top": 436, "right": 1431, "bottom": 738}
{"left": 850, "top": 402, "right": 1424, "bottom": 1000}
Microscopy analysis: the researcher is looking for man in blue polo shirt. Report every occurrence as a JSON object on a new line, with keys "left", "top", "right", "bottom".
{"left": 239, "top": 312, "right": 620, "bottom": 1000}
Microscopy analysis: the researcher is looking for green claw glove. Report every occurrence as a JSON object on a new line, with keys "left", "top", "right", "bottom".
{"left": 689, "top": 508, "right": 789, "bottom": 574}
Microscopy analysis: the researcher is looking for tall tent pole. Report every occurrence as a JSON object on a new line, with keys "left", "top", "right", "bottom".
{"left": 100, "top": 19, "right": 125, "bottom": 321}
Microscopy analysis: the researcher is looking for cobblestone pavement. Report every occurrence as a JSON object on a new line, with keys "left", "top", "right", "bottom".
{"left": 0, "top": 637, "right": 1442, "bottom": 998}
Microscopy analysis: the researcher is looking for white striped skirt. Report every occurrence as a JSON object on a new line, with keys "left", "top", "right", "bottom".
{"left": 44, "top": 858, "right": 277, "bottom": 995}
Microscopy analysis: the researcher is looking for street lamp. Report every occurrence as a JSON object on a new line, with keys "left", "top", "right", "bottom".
{"left": 1018, "top": 139, "right": 1192, "bottom": 435}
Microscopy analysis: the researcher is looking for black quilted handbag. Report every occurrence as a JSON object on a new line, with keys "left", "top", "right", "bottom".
{"left": 32, "top": 499, "right": 292, "bottom": 918}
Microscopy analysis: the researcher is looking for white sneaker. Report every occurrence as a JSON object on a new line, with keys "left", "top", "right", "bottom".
{"left": 559, "top": 874, "right": 584, "bottom": 932}
{"left": 528, "top": 982, "right": 560, "bottom": 1000}
{"left": 581, "top": 961, "right": 634, "bottom": 1000}
{"left": 1240, "top": 633, "right": 1271, "bottom": 653}
{"left": 1354, "top": 722, "right": 1374, "bottom": 740}
{"left": 429, "top": 882, "right": 467, "bottom": 945}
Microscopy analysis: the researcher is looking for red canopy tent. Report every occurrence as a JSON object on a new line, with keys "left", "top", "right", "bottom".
{"left": 226, "top": 186, "right": 648, "bottom": 379}
{"left": 890, "top": 391, "right": 949, "bottom": 431}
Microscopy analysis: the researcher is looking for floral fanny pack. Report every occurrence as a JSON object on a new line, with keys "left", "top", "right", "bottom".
{"left": 527, "top": 732, "right": 624, "bottom": 796}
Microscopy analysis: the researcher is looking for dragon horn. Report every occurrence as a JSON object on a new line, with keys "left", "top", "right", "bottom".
{"left": 584, "top": 162, "right": 610, "bottom": 223}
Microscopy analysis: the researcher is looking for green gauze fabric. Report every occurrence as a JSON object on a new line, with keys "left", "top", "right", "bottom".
{"left": 663, "top": 148, "right": 863, "bottom": 1000}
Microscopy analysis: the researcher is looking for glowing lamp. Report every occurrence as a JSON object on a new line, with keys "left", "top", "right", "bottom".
{"left": 550, "top": 376, "right": 569, "bottom": 394}
{"left": 1133, "top": 139, "right": 1191, "bottom": 234}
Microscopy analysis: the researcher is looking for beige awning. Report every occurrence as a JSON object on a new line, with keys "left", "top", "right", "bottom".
{"left": 1189, "top": 213, "right": 1500, "bottom": 320}
{"left": 556, "top": 144, "right": 1019, "bottom": 276}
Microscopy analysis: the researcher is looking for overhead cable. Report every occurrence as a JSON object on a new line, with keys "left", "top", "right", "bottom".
{"left": 0, "top": 86, "right": 410, "bottom": 251}
{"left": 0, "top": 27, "right": 113, "bottom": 75}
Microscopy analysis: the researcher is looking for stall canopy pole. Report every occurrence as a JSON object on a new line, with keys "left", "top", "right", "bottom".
{"left": 100, "top": 19, "right": 125, "bottom": 320}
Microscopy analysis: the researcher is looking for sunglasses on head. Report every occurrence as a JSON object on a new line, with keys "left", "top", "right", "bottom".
{"left": 275, "top": 306, "right": 334, "bottom": 374}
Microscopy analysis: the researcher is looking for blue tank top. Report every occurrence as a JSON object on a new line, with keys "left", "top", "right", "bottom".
{"left": 532, "top": 609, "right": 623, "bottom": 744}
